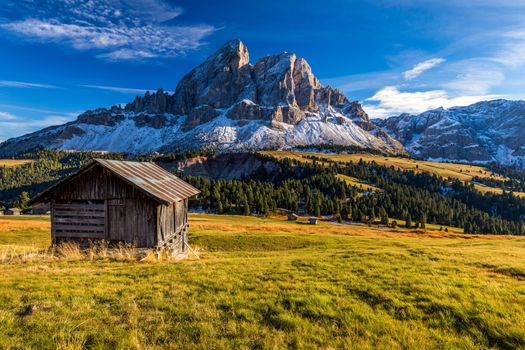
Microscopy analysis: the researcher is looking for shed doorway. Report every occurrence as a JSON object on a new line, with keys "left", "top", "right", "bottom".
{"left": 106, "top": 199, "right": 126, "bottom": 242}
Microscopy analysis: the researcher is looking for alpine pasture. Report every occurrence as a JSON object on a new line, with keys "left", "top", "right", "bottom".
{"left": 1, "top": 214, "right": 525, "bottom": 349}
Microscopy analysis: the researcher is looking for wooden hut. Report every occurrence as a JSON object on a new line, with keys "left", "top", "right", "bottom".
{"left": 5, "top": 208, "right": 21, "bottom": 216}
{"left": 28, "top": 159, "right": 200, "bottom": 253}
{"left": 287, "top": 212, "right": 298, "bottom": 221}
{"left": 308, "top": 217, "right": 318, "bottom": 225}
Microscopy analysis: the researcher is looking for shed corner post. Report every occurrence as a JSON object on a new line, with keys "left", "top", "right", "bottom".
{"left": 156, "top": 205, "right": 163, "bottom": 248}
{"left": 184, "top": 198, "right": 189, "bottom": 253}
{"left": 50, "top": 199, "right": 56, "bottom": 245}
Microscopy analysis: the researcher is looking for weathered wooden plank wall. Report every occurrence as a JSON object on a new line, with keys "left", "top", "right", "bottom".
{"left": 49, "top": 165, "right": 158, "bottom": 247}
{"left": 45, "top": 164, "right": 190, "bottom": 249}
{"left": 52, "top": 202, "right": 105, "bottom": 239}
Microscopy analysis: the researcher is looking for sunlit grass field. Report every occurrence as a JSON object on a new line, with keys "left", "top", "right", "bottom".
{"left": 1, "top": 214, "right": 525, "bottom": 349}
{"left": 0, "top": 159, "right": 33, "bottom": 167}
{"left": 261, "top": 150, "right": 525, "bottom": 198}
{"left": 336, "top": 174, "right": 381, "bottom": 193}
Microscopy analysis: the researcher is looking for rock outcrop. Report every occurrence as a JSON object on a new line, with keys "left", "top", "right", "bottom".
{"left": 374, "top": 100, "right": 525, "bottom": 167}
{"left": 0, "top": 39, "right": 406, "bottom": 156}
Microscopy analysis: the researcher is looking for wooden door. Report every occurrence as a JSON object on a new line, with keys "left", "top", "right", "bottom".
{"left": 106, "top": 199, "right": 126, "bottom": 242}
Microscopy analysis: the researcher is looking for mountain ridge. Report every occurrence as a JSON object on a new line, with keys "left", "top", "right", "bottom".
{"left": 374, "top": 99, "right": 525, "bottom": 168}
{"left": 0, "top": 39, "right": 404, "bottom": 156}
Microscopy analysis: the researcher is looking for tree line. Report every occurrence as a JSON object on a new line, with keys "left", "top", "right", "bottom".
{"left": 1, "top": 150, "right": 525, "bottom": 235}
{"left": 184, "top": 155, "right": 525, "bottom": 235}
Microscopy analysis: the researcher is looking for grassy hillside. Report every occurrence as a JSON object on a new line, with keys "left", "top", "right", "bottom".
{"left": 336, "top": 174, "right": 381, "bottom": 193}
{"left": 1, "top": 214, "right": 525, "bottom": 349}
{"left": 0, "top": 159, "right": 33, "bottom": 167}
{"left": 261, "top": 151, "right": 525, "bottom": 198}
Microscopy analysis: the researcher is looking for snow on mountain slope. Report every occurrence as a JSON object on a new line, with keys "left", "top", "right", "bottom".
{"left": 374, "top": 99, "right": 525, "bottom": 168}
{"left": 0, "top": 40, "right": 405, "bottom": 157}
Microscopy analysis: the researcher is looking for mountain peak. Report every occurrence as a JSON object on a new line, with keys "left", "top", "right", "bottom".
{"left": 222, "top": 38, "right": 245, "bottom": 50}
{"left": 0, "top": 39, "right": 406, "bottom": 156}
{"left": 208, "top": 39, "right": 250, "bottom": 70}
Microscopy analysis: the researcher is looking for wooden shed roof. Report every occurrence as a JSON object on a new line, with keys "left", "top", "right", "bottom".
{"left": 29, "top": 159, "right": 200, "bottom": 205}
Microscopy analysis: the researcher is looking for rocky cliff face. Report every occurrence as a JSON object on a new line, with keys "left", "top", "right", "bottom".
{"left": 374, "top": 100, "right": 525, "bottom": 168}
{"left": 0, "top": 40, "right": 405, "bottom": 156}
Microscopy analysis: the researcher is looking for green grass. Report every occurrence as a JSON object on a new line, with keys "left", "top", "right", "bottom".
{"left": 1, "top": 214, "right": 525, "bottom": 349}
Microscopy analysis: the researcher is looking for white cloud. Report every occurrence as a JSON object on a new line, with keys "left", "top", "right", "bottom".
{"left": 403, "top": 58, "right": 446, "bottom": 80}
{"left": 323, "top": 70, "right": 400, "bottom": 93}
{"left": 354, "top": 27, "right": 525, "bottom": 118}
{"left": 0, "top": 80, "right": 57, "bottom": 89}
{"left": 440, "top": 60, "right": 505, "bottom": 95}
{"left": 490, "top": 30, "right": 525, "bottom": 68}
{"left": 81, "top": 84, "right": 174, "bottom": 94}
{"left": 123, "top": 0, "right": 182, "bottom": 23}
{"left": 0, "top": 112, "right": 74, "bottom": 141}
{"left": 81, "top": 84, "right": 152, "bottom": 94}
{"left": 363, "top": 86, "right": 500, "bottom": 118}
{"left": 0, "top": 104, "right": 79, "bottom": 116}
{"left": 0, "top": 112, "right": 17, "bottom": 120}
{"left": 0, "top": 0, "right": 215, "bottom": 61}
{"left": 98, "top": 49, "right": 158, "bottom": 60}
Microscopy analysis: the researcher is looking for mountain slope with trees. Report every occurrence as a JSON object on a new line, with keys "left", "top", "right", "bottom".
{"left": 2, "top": 150, "right": 524, "bottom": 235}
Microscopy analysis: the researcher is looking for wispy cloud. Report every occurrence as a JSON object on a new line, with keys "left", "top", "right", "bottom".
{"left": 363, "top": 86, "right": 500, "bottom": 118}
{"left": 343, "top": 27, "right": 525, "bottom": 118}
{"left": 0, "top": 111, "right": 74, "bottom": 141}
{"left": 0, "top": 104, "right": 79, "bottom": 116}
{"left": 0, "top": 80, "right": 57, "bottom": 89}
{"left": 323, "top": 71, "right": 400, "bottom": 94}
{"left": 0, "top": 0, "right": 215, "bottom": 61}
{"left": 81, "top": 84, "right": 152, "bottom": 94}
{"left": 0, "top": 112, "right": 18, "bottom": 120}
{"left": 403, "top": 58, "right": 445, "bottom": 80}
{"left": 81, "top": 84, "right": 173, "bottom": 94}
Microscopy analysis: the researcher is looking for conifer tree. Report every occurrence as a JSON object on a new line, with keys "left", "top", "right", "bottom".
{"left": 379, "top": 207, "right": 388, "bottom": 225}
{"left": 243, "top": 198, "right": 250, "bottom": 216}
{"left": 406, "top": 213, "right": 412, "bottom": 229}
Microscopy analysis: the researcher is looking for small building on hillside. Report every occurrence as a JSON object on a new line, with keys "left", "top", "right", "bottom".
{"left": 29, "top": 159, "right": 200, "bottom": 253}
{"left": 30, "top": 203, "right": 51, "bottom": 215}
{"left": 287, "top": 212, "right": 298, "bottom": 221}
{"left": 308, "top": 217, "right": 318, "bottom": 225}
{"left": 5, "top": 208, "right": 21, "bottom": 216}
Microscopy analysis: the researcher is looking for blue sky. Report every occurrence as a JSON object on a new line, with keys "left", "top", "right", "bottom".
{"left": 1, "top": 0, "right": 525, "bottom": 140}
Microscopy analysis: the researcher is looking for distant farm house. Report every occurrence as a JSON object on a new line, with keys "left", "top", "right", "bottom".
{"left": 309, "top": 217, "right": 318, "bottom": 225}
{"left": 29, "top": 159, "right": 200, "bottom": 254}
{"left": 5, "top": 208, "right": 21, "bottom": 216}
{"left": 287, "top": 212, "right": 298, "bottom": 221}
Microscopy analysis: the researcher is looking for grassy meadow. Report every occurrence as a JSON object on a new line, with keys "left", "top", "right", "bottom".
{"left": 261, "top": 151, "right": 525, "bottom": 198}
{"left": 336, "top": 174, "right": 381, "bottom": 193}
{"left": 1, "top": 214, "right": 525, "bottom": 349}
{"left": 0, "top": 159, "right": 34, "bottom": 168}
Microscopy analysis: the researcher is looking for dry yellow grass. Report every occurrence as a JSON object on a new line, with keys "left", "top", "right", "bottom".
{"left": 473, "top": 183, "right": 525, "bottom": 197}
{"left": 189, "top": 214, "right": 514, "bottom": 240}
{"left": 0, "top": 218, "right": 49, "bottom": 231}
{"left": 261, "top": 150, "right": 501, "bottom": 181}
{"left": 336, "top": 174, "right": 381, "bottom": 192}
{"left": 0, "top": 217, "right": 51, "bottom": 257}
{"left": 0, "top": 213, "right": 513, "bottom": 264}
{"left": 261, "top": 151, "right": 525, "bottom": 197}
{"left": 0, "top": 159, "right": 33, "bottom": 167}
